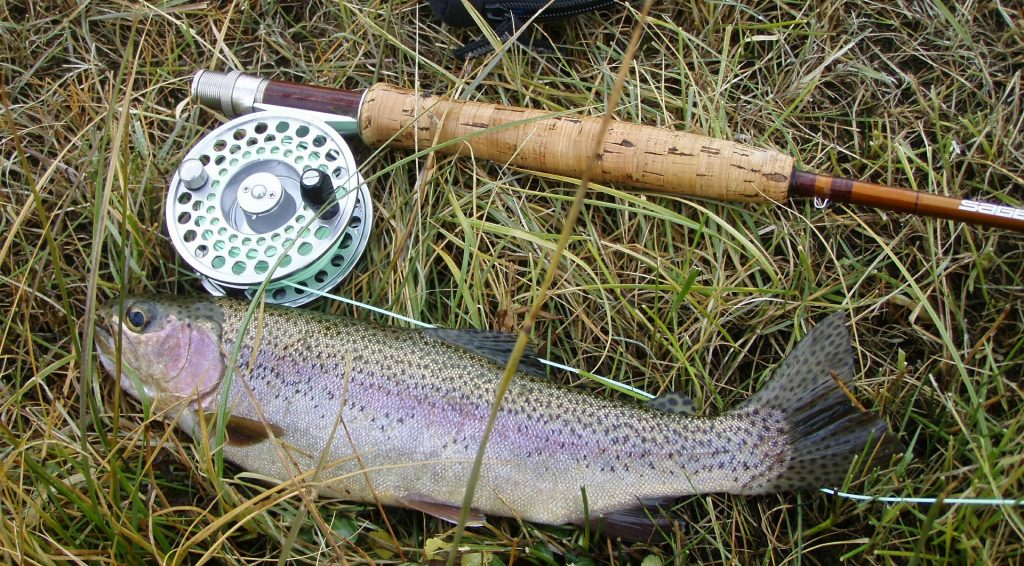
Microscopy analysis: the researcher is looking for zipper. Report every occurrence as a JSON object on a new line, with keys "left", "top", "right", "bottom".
{"left": 496, "top": 0, "right": 616, "bottom": 23}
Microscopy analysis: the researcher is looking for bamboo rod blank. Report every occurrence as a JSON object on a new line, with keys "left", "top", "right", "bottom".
{"left": 791, "top": 171, "right": 1024, "bottom": 231}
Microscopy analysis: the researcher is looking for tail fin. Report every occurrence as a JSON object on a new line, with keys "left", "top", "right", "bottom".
{"left": 737, "top": 313, "right": 903, "bottom": 494}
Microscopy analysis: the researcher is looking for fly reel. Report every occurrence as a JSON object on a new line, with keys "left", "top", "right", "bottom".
{"left": 166, "top": 110, "right": 371, "bottom": 306}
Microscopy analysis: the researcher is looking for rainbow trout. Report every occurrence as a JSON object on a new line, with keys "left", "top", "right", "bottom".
{"left": 94, "top": 296, "right": 900, "bottom": 537}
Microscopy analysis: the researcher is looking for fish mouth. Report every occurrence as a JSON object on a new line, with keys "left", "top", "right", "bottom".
{"left": 93, "top": 322, "right": 117, "bottom": 374}
{"left": 92, "top": 319, "right": 147, "bottom": 401}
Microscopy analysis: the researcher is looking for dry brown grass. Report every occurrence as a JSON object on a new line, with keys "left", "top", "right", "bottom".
{"left": 1, "top": 1, "right": 1022, "bottom": 564}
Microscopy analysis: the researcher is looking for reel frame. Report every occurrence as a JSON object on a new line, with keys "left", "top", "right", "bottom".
{"left": 166, "top": 110, "right": 371, "bottom": 306}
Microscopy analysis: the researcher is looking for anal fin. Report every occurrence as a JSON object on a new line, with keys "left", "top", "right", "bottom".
{"left": 590, "top": 498, "right": 678, "bottom": 542}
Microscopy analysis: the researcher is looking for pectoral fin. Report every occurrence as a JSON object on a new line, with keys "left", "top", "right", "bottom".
{"left": 203, "top": 412, "right": 285, "bottom": 447}
{"left": 399, "top": 494, "right": 487, "bottom": 527}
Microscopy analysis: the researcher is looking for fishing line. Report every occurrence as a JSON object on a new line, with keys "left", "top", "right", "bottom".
{"left": 820, "top": 489, "right": 1024, "bottom": 507}
{"left": 286, "top": 280, "right": 1024, "bottom": 510}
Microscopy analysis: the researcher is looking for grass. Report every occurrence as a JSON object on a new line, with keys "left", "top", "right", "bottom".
{"left": 1, "top": 0, "right": 1022, "bottom": 563}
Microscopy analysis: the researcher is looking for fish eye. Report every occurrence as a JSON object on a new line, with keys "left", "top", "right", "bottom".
{"left": 124, "top": 303, "right": 150, "bottom": 332}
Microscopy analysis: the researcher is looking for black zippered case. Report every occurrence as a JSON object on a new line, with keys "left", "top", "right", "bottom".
{"left": 428, "top": 0, "right": 615, "bottom": 27}
{"left": 427, "top": 0, "right": 617, "bottom": 58}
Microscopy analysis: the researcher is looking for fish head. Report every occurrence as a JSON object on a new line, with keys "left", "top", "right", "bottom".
{"left": 95, "top": 296, "right": 226, "bottom": 410}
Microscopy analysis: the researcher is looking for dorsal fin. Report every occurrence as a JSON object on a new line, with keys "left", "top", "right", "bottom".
{"left": 423, "top": 328, "right": 547, "bottom": 378}
{"left": 646, "top": 391, "right": 696, "bottom": 415}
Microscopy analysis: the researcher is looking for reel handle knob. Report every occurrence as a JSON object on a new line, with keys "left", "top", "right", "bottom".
{"left": 179, "top": 158, "right": 209, "bottom": 190}
{"left": 300, "top": 169, "right": 340, "bottom": 221}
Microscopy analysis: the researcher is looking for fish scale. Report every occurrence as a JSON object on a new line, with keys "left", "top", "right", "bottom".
{"left": 95, "top": 296, "right": 902, "bottom": 537}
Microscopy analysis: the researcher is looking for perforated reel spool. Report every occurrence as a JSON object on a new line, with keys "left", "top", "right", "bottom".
{"left": 166, "top": 110, "right": 372, "bottom": 306}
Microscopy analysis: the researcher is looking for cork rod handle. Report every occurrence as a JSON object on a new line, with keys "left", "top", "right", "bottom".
{"left": 358, "top": 84, "right": 794, "bottom": 203}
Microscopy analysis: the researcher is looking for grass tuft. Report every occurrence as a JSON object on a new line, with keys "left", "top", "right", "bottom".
{"left": 1, "top": 0, "right": 1022, "bottom": 563}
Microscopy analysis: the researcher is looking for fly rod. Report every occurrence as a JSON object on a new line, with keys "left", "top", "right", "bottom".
{"left": 190, "top": 70, "right": 1024, "bottom": 232}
